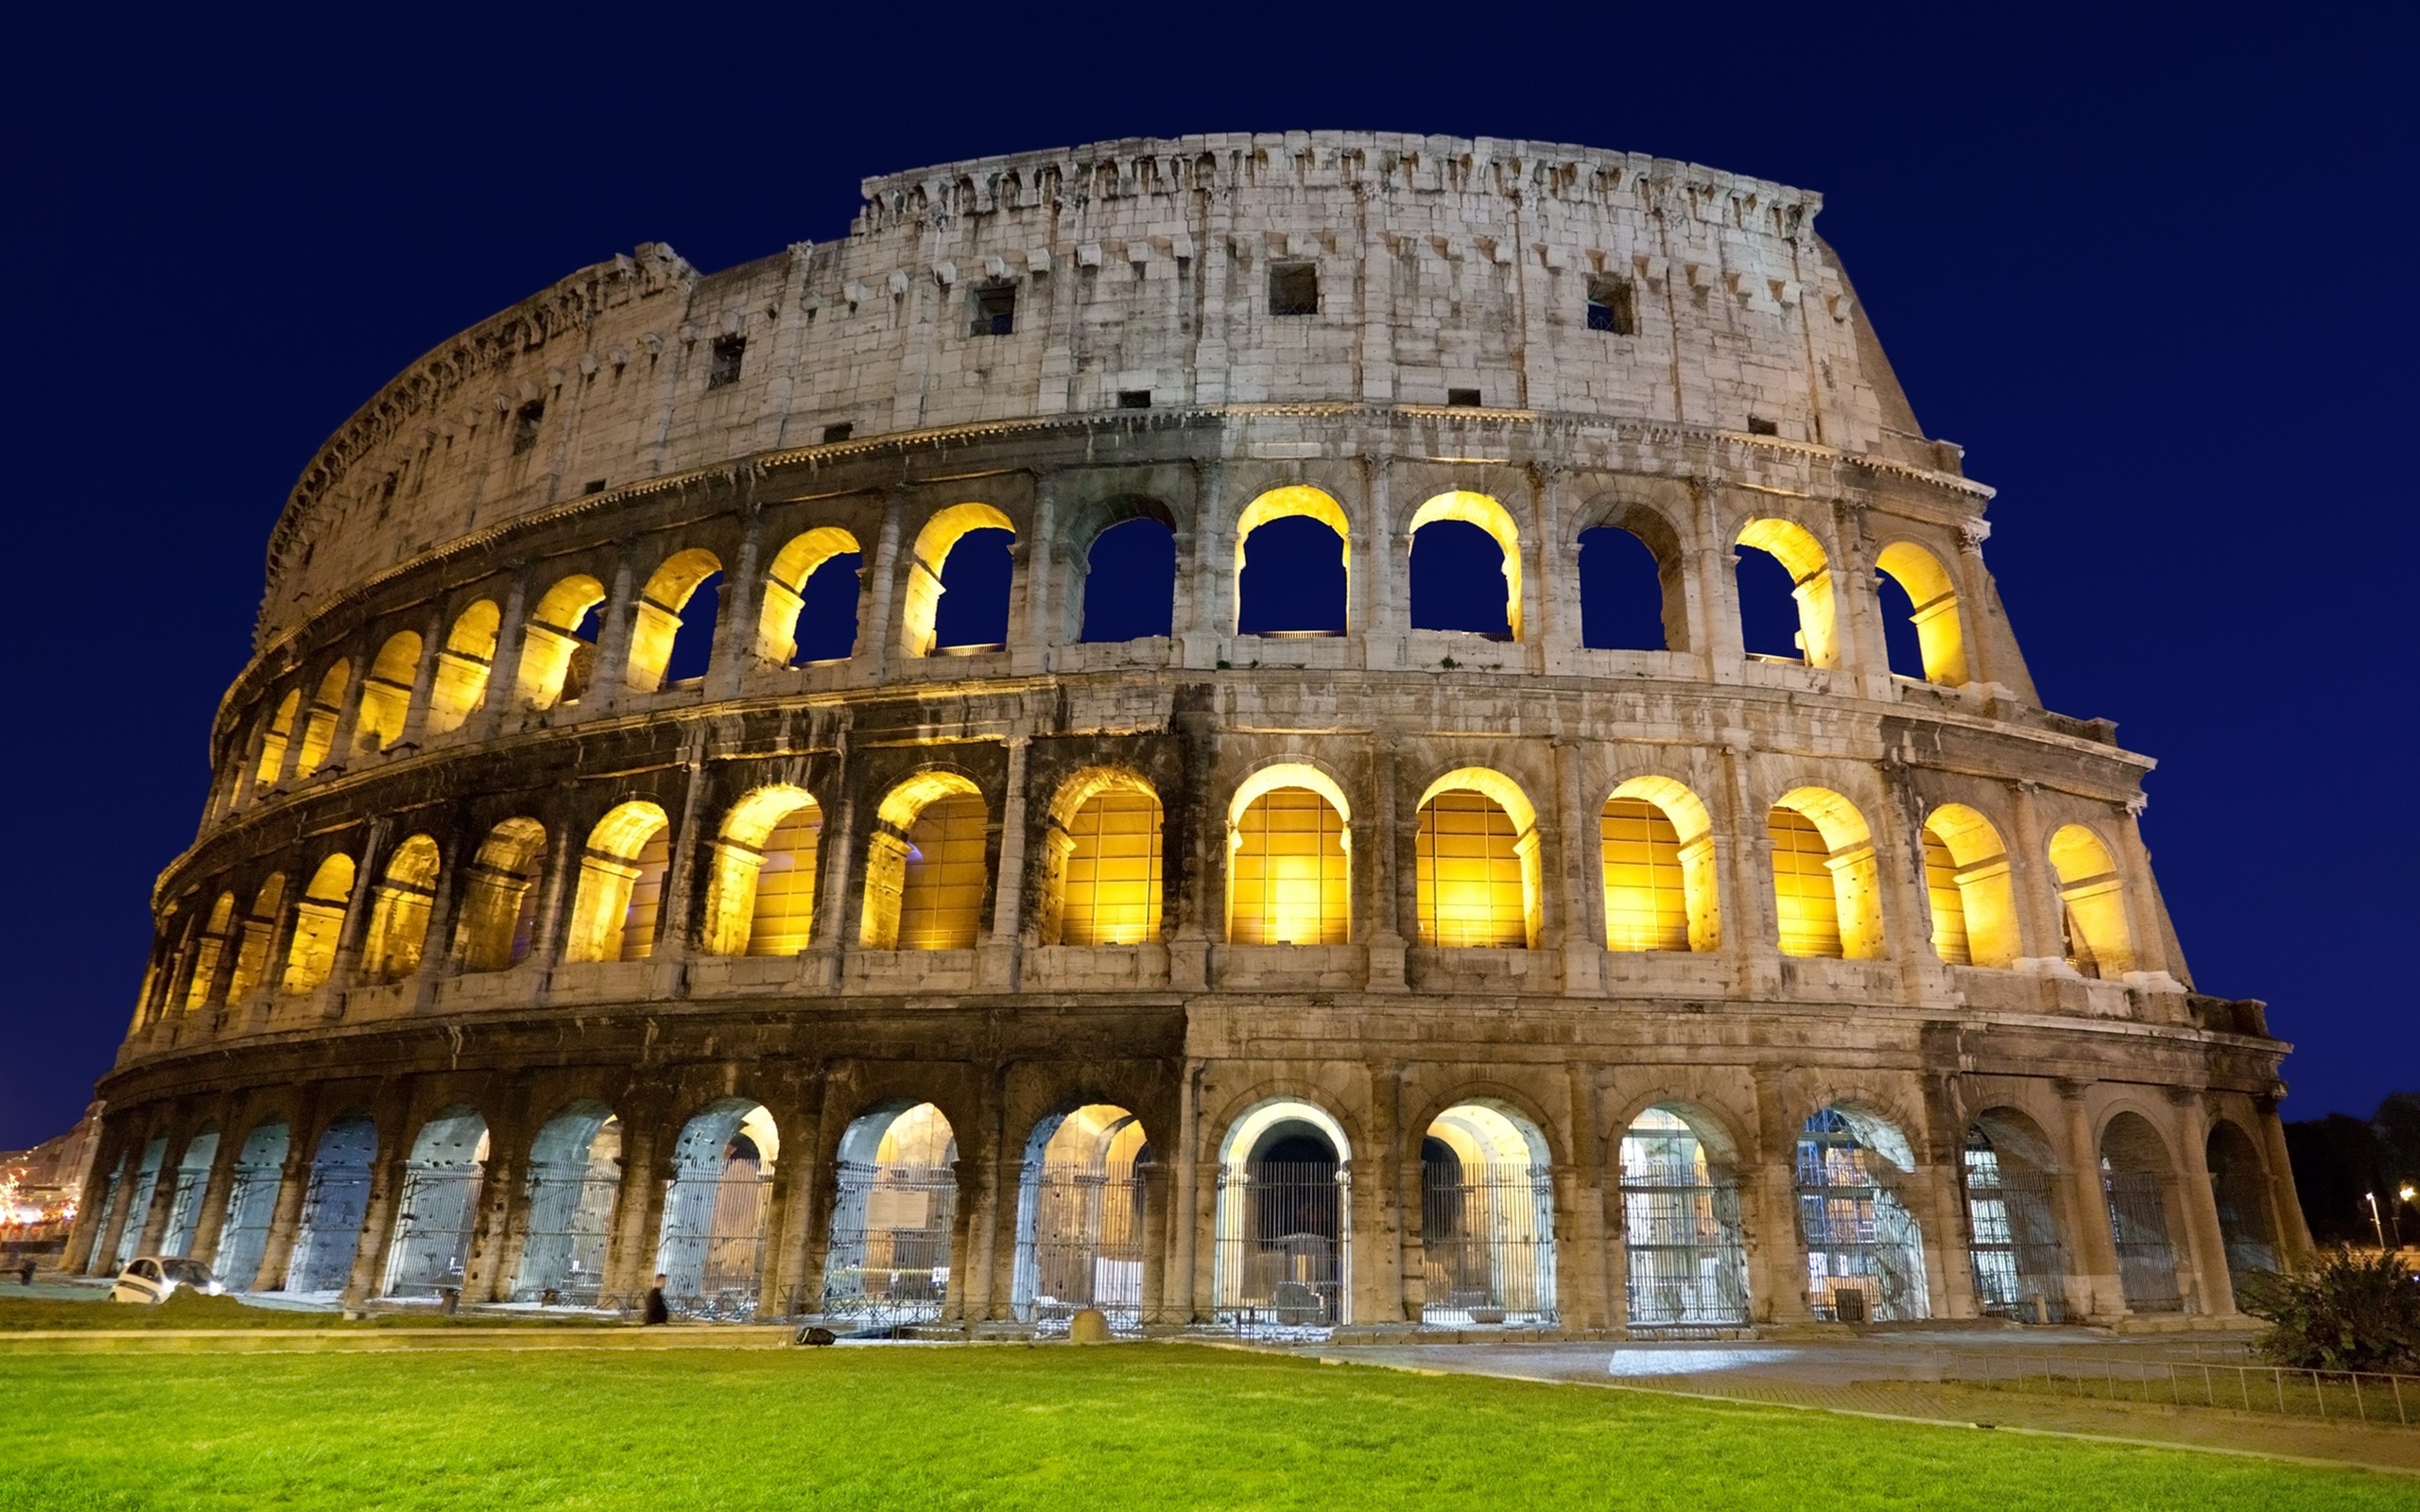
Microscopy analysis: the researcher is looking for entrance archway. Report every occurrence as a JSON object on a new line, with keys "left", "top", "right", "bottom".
{"left": 513, "top": 1102, "right": 621, "bottom": 1305}
{"left": 1963, "top": 1112, "right": 2069, "bottom": 1323}
{"left": 211, "top": 1121, "right": 289, "bottom": 1291}
{"left": 160, "top": 1128, "right": 219, "bottom": 1260}
{"left": 821, "top": 1103, "right": 959, "bottom": 1323}
{"left": 1618, "top": 1106, "right": 1750, "bottom": 1328}
{"left": 1419, "top": 1102, "right": 1554, "bottom": 1327}
{"left": 2207, "top": 1119, "right": 2280, "bottom": 1292}
{"left": 1212, "top": 1100, "right": 1350, "bottom": 1329}
{"left": 654, "top": 1100, "right": 778, "bottom": 1317}
{"left": 1011, "top": 1105, "right": 1149, "bottom": 1329}
{"left": 1794, "top": 1107, "right": 1929, "bottom": 1322}
{"left": 382, "top": 1108, "right": 491, "bottom": 1298}
{"left": 2101, "top": 1112, "right": 2184, "bottom": 1314}
{"left": 287, "top": 1115, "right": 377, "bottom": 1295}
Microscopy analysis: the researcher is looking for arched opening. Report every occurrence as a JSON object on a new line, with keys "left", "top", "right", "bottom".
{"left": 1875, "top": 541, "right": 1968, "bottom": 686}
{"left": 626, "top": 548, "right": 724, "bottom": 693}
{"left": 1413, "top": 769, "right": 1540, "bottom": 948}
{"left": 1011, "top": 1104, "right": 1149, "bottom": 1329}
{"left": 212, "top": 1120, "right": 288, "bottom": 1290}
{"left": 159, "top": 1128, "right": 220, "bottom": 1260}
{"left": 1735, "top": 518, "right": 1836, "bottom": 667}
{"left": 1079, "top": 517, "right": 1177, "bottom": 643}
{"left": 108, "top": 1137, "right": 168, "bottom": 1272}
{"left": 516, "top": 575, "right": 607, "bottom": 710}
{"left": 860, "top": 774, "right": 989, "bottom": 951}
{"left": 2049, "top": 824, "right": 2135, "bottom": 978}
{"left": 1578, "top": 524, "right": 1668, "bottom": 651}
{"left": 292, "top": 662, "right": 352, "bottom": 778}
{"left": 425, "top": 599, "right": 500, "bottom": 735}
{"left": 1235, "top": 486, "right": 1348, "bottom": 636}
{"left": 453, "top": 818, "right": 547, "bottom": 972}
{"left": 360, "top": 834, "right": 441, "bottom": 983}
{"left": 1226, "top": 765, "right": 1351, "bottom": 946}
{"left": 1620, "top": 1106, "right": 1750, "bottom": 1327}
{"left": 758, "top": 528, "right": 863, "bottom": 666}
{"left": 281, "top": 854, "right": 356, "bottom": 994}
{"left": 254, "top": 690, "right": 300, "bottom": 786}
{"left": 1039, "top": 770, "right": 1164, "bottom": 947}
{"left": 182, "top": 893, "right": 236, "bottom": 1011}
{"left": 1964, "top": 1111, "right": 2069, "bottom": 1323}
{"left": 2101, "top": 1112, "right": 2184, "bottom": 1313}
{"left": 1922, "top": 805, "right": 2019, "bottom": 968}
{"left": 1419, "top": 1102, "right": 1555, "bottom": 1327}
{"left": 1795, "top": 1106, "right": 1929, "bottom": 1321}
{"left": 821, "top": 1102, "right": 958, "bottom": 1323}
{"left": 1602, "top": 777, "right": 1720, "bottom": 953}
{"left": 655, "top": 1100, "right": 778, "bottom": 1318}
{"left": 354, "top": 631, "right": 423, "bottom": 755}
{"left": 84, "top": 1149, "right": 130, "bottom": 1274}
{"left": 1213, "top": 1099, "right": 1350, "bottom": 1328}
{"left": 512, "top": 1102, "right": 621, "bottom": 1306}
{"left": 563, "top": 801, "right": 670, "bottom": 964}
{"left": 287, "top": 1114, "right": 377, "bottom": 1295}
{"left": 702, "top": 787, "right": 822, "bottom": 956}
{"left": 901, "top": 503, "right": 1015, "bottom": 657}
{"left": 382, "top": 1108, "right": 490, "bottom": 1298}
{"left": 226, "top": 874, "right": 285, "bottom": 1003}
{"left": 1767, "top": 788, "right": 1883, "bottom": 960}
{"left": 2206, "top": 1120, "right": 2279, "bottom": 1292}
{"left": 1407, "top": 491, "right": 1520, "bottom": 641}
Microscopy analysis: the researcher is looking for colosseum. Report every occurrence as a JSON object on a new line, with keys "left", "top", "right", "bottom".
{"left": 70, "top": 132, "right": 2310, "bottom": 1335}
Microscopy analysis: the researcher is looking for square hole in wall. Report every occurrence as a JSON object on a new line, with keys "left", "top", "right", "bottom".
{"left": 707, "top": 335, "right": 747, "bottom": 389}
{"left": 1447, "top": 387, "right": 1482, "bottom": 407}
{"left": 1269, "top": 262, "right": 1318, "bottom": 316}
{"left": 1585, "top": 276, "right": 1637, "bottom": 335}
{"left": 969, "top": 282, "right": 1016, "bottom": 337}
{"left": 1117, "top": 389, "right": 1152, "bottom": 409}
{"left": 581, "top": 478, "right": 608, "bottom": 495}
{"left": 821, "top": 422, "right": 854, "bottom": 443}
{"left": 1747, "top": 417, "right": 1779, "bottom": 436}
{"left": 510, "top": 400, "right": 544, "bottom": 455}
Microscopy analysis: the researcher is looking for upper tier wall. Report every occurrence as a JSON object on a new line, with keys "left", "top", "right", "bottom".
{"left": 262, "top": 132, "right": 1948, "bottom": 644}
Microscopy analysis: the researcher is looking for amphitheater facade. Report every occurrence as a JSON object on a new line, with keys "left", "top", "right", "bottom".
{"left": 71, "top": 132, "right": 2308, "bottom": 1333}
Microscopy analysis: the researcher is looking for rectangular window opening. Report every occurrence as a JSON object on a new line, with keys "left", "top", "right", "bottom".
{"left": 970, "top": 283, "right": 1017, "bottom": 337}
{"left": 1586, "top": 276, "right": 1637, "bottom": 335}
{"left": 707, "top": 335, "right": 747, "bottom": 389}
{"left": 510, "top": 401, "right": 545, "bottom": 455}
{"left": 1446, "top": 387, "right": 1482, "bottom": 408}
{"left": 1747, "top": 417, "right": 1779, "bottom": 437}
{"left": 821, "top": 422, "right": 854, "bottom": 443}
{"left": 1269, "top": 262, "right": 1319, "bottom": 317}
{"left": 581, "top": 478, "right": 607, "bottom": 495}
{"left": 1116, "top": 389, "right": 1152, "bottom": 410}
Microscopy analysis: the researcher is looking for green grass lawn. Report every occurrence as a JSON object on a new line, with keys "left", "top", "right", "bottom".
{"left": 0, "top": 1344, "right": 2402, "bottom": 1510}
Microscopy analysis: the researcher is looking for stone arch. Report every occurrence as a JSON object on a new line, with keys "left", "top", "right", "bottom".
{"left": 1576, "top": 492, "right": 1691, "bottom": 653}
{"left": 1037, "top": 767, "right": 1164, "bottom": 947}
{"left": 1211, "top": 1095, "right": 1354, "bottom": 1326}
{"left": 563, "top": 800, "right": 670, "bottom": 964}
{"left": 1407, "top": 490, "right": 1523, "bottom": 642}
{"left": 901, "top": 502, "right": 1014, "bottom": 657}
{"left": 1735, "top": 516, "right": 1837, "bottom": 668}
{"left": 281, "top": 853, "right": 356, "bottom": 993}
{"left": 1768, "top": 786, "right": 1883, "bottom": 960}
{"left": 382, "top": 1106, "right": 490, "bottom": 1297}
{"left": 821, "top": 1101, "right": 959, "bottom": 1322}
{"left": 159, "top": 1125, "right": 220, "bottom": 1260}
{"left": 2206, "top": 1117, "right": 2280, "bottom": 1290}
{"left": 354, "top": 630, "right": 423, "bottom": 754}
{"left": 758, "top": 527, "right": 862, "bottom": 665}
{"left": 181, "top": 892, "right": 238, "bottom": 1012}
{"left": 1619, "top": 1101, "right": 1752, "bottom": 1327}
{"left": 1963, "top": 1107, "right": 2070, "bottom": 1322}
{"left": 1922, "top": 803, "right": 2019, "bottom": 968}
{"left": 1226, "top": 762, "right": 1352, "bottom": 946}
{"left": 1412, "top": 767, "right": 1542, "bottom": 949}
{"left": 253, "top": 688, "right": 301, "bottom": 786}
{"left": 1011, "top": 1103, "right": 1150, "bottom": 1327}
{"left": 860, "top": 770, "right": 989, "bottom": 950}
{"left": 1235, "top": 485, "right": 1349, "bottom": 636}
{"left": 1067, "top": 495, "right": 1179, "bottom": 644}
{"left": 2100, "top": 1109, "right": 2184, "bottom": 1313}
{"left": 702, "top": 785, "right": 822, "bottom": 956}
{"left": 2049, "top": 823, "right": 2135, "bottom": 977}
{"left": 292, "top": 660, "right": 352, "bottom": 778}
{"left": 425, "top": 598, "right": 500, "bottom": 735}
{"left": 512, "top": 1100, "right": 621, "bottom": 1305}
{"left": 226, "top": 873, "right": 285, "bottom": 1003}
{"left": 1795, "top": 1103, "right": 1929, "bottom": 1321}
{"left": 453, "top": 817, "right": 547, "bottom": 972}
{"left": 1875, "top": 540, "right": 1968, "bottom": 685}
{"left": 516, "top": 574, "right": 606, "bottom": 710}
{"left": 360, "top": 833, "right": 441, "bottom": 983}
{"left": 654, "top": 1098, "right": 779, "bottom": 1315}
{"left": 1603, "top": 774, "right": 1720, "bottom": 953}
{"left": 626, "top": 547, "right": 724, "bottom": 693}
{"left": 286, "top": 1111, "right": 377, "bottom": 1295}
{"left": 212, "top": 1117, "right": 289, "bottom": 1289}
{"left": 1418, "top": 1099, "right": 1556, "bottom": 1326}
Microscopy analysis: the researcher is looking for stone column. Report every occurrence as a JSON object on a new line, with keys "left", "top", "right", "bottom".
{"left": 654, "top": 731, "right": 710, "bottom": 970}
{"left": 1168, "top": 689, "right": 1218, "bottom": 991}
{"left": 953, "top": 1072, "right": 1009, "bottom": 1324}
{"left": 758, "top": 1074, "right": 827, "bottom": 1318}
{"left": 1745, "top": 1072, "right": 1814, "bottom": 1323}
{"left": 252, "top": 1108, "right": 319, "bottom": 1292}
{"left": 706, "top": 508, "right": 766, "bottom": 700}
{"left": 2113, "top": 799, "right": 2174, "bottom": 981}
{"left": 1180, "top": 463, "right": 1230, "bottom": 669}
{"left": 1138, "top": 1135, "right": 1173, "bottom": 1328}
{"left": 1720, "top": 746, "right": 1779, "bottom": 997}
{"left": 186, "top": 1104, "right": 245, "bottom": 1271}
{"left": 1693, "top": 538, "right": 1745, "bottom": 686}
{"left": 464, "top": 1086, "right": 534, "bottom": 1303}
{"left": 1357, "top": 457, "right": 1396, "bottom": 668}
{"left": 980, "top": 735, "right": 1031, "bottom": 990}
{"left": 1170, "top": 1060, "right": 1204, "bottom": 1322}
{"left": 525, "top": 817, "right": 580, "bottom": 980}
{"left": 2253, "top": 1095, "right": 2317, "bottom": 1264}
{"left": 323, "top": 820, "right": 390, "bottom": 1007}
{"left": 2005, "top": 782, "right": 2068, "bottom": 971}
{"left": 342, "top": 1093, "right": 416, "bottom": 1304}
{"left": 394, "top": 606, "right": 447, "bottom": 750}
{"left": 1873, "top": 762, "right": 1943, "bottom": 1005}
{"left": 1365, "top": 742, "right": 1407, "bottom": 991}
{"left": 587, "top": 548, "right": 640, "bottom": 713}
{"left": 134, "top": 1131, "right": 182, "bottom": 1257}
{"left": 1561, "top": 1065, "right": 1615, "bottom": 1332}
{"left": 1918, "top": 1074, "right": 1979, "bottom": 1319}
{"left": 1363, "top": 1064, "right": 1407, "bottom": 1325}
{"left": 1951, "top": 522, "right": 1999, "bottom": 691}
{"left": 2168, "top": 1091, "right": 2237, "bottom": 1317}
{"left": 856, "top": 493, "right": 903, "bottom": 686}
{"left": 2054, "top": 1081, "right": 2122, "bottom": 1320}
{"left": 475, "top": 569, "right": 532, "bottom": 742}
{"left": 1529, "top": 466, "right": 1572, "bottom": 677}
{"left": 1008, "top": 479, "right": 1058, "bottom": 677}
{"left": 1555, "top": 738, "right": 1605, "bottom": 995}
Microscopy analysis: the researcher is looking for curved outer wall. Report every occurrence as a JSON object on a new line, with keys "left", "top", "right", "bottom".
{"left": 78, "top": 132, "right": 2306, "bottom": 1331}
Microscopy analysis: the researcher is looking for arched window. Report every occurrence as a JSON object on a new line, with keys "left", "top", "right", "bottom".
{"left": 1079, "top": 516, "right": 1177, "bottom": 643}
{"left": 454, "top": 818, "right": 547, "bottom": 972}
{"left": 360, "top": 834, "right": 441, "bottom": 982}
{"left": 1735, "top": 518, "right": 1836, "bottom": 667}
{"left": 757, "top": 528, "right": 862, "bottom": 666}
{"left": 226, "top": 874, "right": 285, "bottom": 1003}
{"left": 626, "top": 549, "right": 723, "bottom": 693}
{"left": 254, "top": 690, "right": 301, "bottom": 787}
{"left": 1602, "top": 777, "right": 1720, "bottom": 953}
{"left": 1964, "top": 1111, "right": 2069, "bottom": 1322}
{"left": 1578, "top": 525, "right": 1667, "bottom": 651}
{"left": 1407, "top": 491, "right": 1521, "bottom": 641}
{"left": 292, "top": 662, "right": 352, "bottom": 779}
{"left": 1226, "top": 765, "right": 1350, "bottom": 945}
{"left": 1767, "top": 788, "right": 1882, "bottom": 960}
{"left": 513, "top": 1102, "right": 621, "bottom": 1305}
{"left": 285, "top": 1115, "right": 376, "bottom": 1294}
{"left": 182, "top": 893, "right": 237, "bottom": 1010}
{"left": 425, "top": 600, "right": 500, "bottom": 735}
{"left": 1796, "top": 1107, "right": 1928, "bottom": 1321}
{"left": 1235, "top": 486, "right": 1348, "bottom": 636}
{"left": 1413, "top": 769, "right": 1540, "bottom": 949}
{"left": 901, "top": 503, "right": 1015, "bottom": 657}
{"left": 354, "top": 631, "right": 423, "bottom": 754}
{"left": 1620, "top": 1106, "right": 1750, "bottom": 1326}
{"left": 516, "top": 575, "right": 607, "bottom": 710}
{"left": 2100, "top": 1112, "right": 2183, "bottom": 1313}
{"left": 1921, "top": 804, "right": 2018, "bottom": 968}
{"left": 1420, "top": 1102, "right": 1555, "bottom": 1326}
{"left": 563, "top": 801, "right": 670, "bottom": 964}
{"left": 281, "top": 854, "right": 355, "bottom": 993}
{"left": 1874, "top": 542, "right": 1967, "bottom": 686}
{"left": 2049, "top": 824, "right": 2134, "bottom": 978}
{"left": 381, "top": 1108, "right": 489, "bottom": 1298}
{"left": 821, "top": 1102, "right": 957, "bottom": 1321}
{"left": 702, "top": 786, "right": 822, "bottom": 956}
{"left": 1040, "top": 771, "right": 1164, "bottom": 946}
{"left": 860, "top": 774, "right": 989, "bottom": 951}
{"left": 1012, "top": 1104, "right": 1149, "bottom": 1326}
{"left": 1211, "top": 1098, "right": 1351, "bottom": 1324}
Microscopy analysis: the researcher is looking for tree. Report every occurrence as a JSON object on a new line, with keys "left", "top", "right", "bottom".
{"left": 2237, "top": 1247, "right": 2420, "bottom": 1374}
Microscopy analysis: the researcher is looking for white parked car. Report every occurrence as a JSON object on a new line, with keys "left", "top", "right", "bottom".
{"left": 107, "top": 1256, "right": 225, "bottom": 1304}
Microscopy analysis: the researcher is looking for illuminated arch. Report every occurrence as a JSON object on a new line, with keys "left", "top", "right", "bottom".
{"left": 821, "top": 1102, "right": 958, "bottom": 1320}
{"left": 1419, "top": 1100, "right": 1555, "bottom": 1325}
{"left": 1234, "top": 486, "right": 1350, "bottom": 634}
{"left": 280, "top": 853, "right": 356, "bottom": 993}
{"left": 182, "top": 893, "right": 237, "bottom": 1011}
{"left": 1226, "top": 763, "right": 1351, "bottom": 946}
{"left": 1874, "top": 541, "right": 1968, "bottom": 686}
{"left": 2049, "top": 824, "right": 2134, "bottom": 977}
{"left": 1619, "top": 1104, "right": 1751, "bottom": 1326}
{"left": 360, "top": 834, "right": 441, "bottom": 983}
{"left": 253, "top": 689, "right": 301, "bottom": 786}
{"left": 861, "top": 772, "right": 989, "bottom": 950}
{"left": 626, "top": 548, "right": 724, "bottom": 693}
{"left": 381, "top": 1106, "right": 490, "bottom": 1297}
{"left": 516, "top": 574, "right": 607, "bottom": 710}
{"left": 1408, "top": 490, "right": 1523, "bottom": 641}
{"left": 1413, "top": 768, "right": 1540, "bottom": 949}
{"left": 1038, "top": 768, "right": 1164, "bottom": 947}
{"left": 1963, "top": 1108, "right": 2069, "bottom": 1321}
{"left": 900, "top": 503, "right": 1014, "bottom": 658}
{"left": 354, "top": 631, "right": 422, "bottom": 755}
{"left": 225, "top": 874, "right": 285, "bottom": 1003}
{"left": 1211, "top": 1096, "right": 1353, "bottom": 1323}
{"left": 425, "top": 600, "right": 500, "bottom": 735}
{"left": 563, "top": 800, "right": 671, "bottom": 964}
{"left": 1768, "top": 786, "right": 1883, "bottom": 960}
{"left": 2100, "top": 1109, "right": 2183, "bottom": 1313}
{"left": 512, "top": 1100, "right": 621, "bottom": 1304}
{"left": 702, "top": 785, "right": 823, "bottom": 956}
{"left": 453, "top": 817, "right": 547, "bottom": 972}
{"left": 656, "top": 1098, "right": 781, "bottom": 1312}
{"left": 1603, "top": 776, "right": 1720, "bottom": 953}
{"left": 757, "top": 527, "right": 861, "bottom": 664}
{"left": 1796, "top": 1105, "right": 1930, "bottom": 1321}
{"left": 1011, "top": 1104, "right": 1150, "bottom": 1325}
{"left": 1736, "top": 517, "right": 1837, "bottom": 668}
{"left": 1921, "top": 804, "right": 2018, "bottom": 968}
{"left": 292, "top": 661, "right": 352, "bottom": 778}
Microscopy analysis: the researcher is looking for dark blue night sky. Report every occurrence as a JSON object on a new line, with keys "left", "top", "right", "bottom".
{"left": 3, "top": 3, "right": 2412, "bottom": 1145}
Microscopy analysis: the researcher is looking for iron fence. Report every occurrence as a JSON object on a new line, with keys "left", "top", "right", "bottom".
{"left": 821, "top": 1162, "right": 958, "bottom": 1322}
{"left": 1420, "top": 1161, "right": 1556, "bottom": 1327}
{"left": 1950, "top": 1349, "right": 2418, "bottom": 1427}
{"left": 2103, "top": 1172, "right": 2184, "bottom": 1314}
{"left": 383, "top": 1169, "right": 485, "bottom": 1297}
{"left": 1621, "top": 1148, "right": 1750, "bottom": 1329}
{"left": 510, "top": 1170, "right": 620, "bottom": 1305}
{"left": 1014, "top": 1162, "right": 1148, "bottom": 1326}
{"left": 1214, "top": 1162, "right": 1348, "bottom": 1331}
{"left": 1964, "top": 1166, "right": 2070, "bottom": 1324}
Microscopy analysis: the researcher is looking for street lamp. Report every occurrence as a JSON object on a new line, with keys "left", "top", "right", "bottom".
{"left": 2366, "top": 1192, "right": 2389, "bottom": 1250}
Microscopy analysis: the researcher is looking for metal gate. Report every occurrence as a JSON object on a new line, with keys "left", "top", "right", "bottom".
{"left": 1215, "top": 1162, "right": 1347, "bottom": 1330}
{"left": 658, "top": 1171, "right": 771, "bottom": 1318}
{"left": 1620, "top": 1140, "right": 1749, "bottom": 1328}
{"left": 2210, "top": 1165, "right": 2279, "bottom": 1289}
{"left": 1421, "top": 1162, "right": 1555, "bottom": 1326}
{"left": 212, "top": 1166, "right": 280, "bottom": 1291}
{"left": 821, "top": 1162, "right": 958, "bottom": 1323}
{"left": 160, "top": 1169, "right": 207, "bottom": 1260}
{"left": 1796, "top": 1123, "right": 1929, "bottom": 1322}
{"left": 286, "top": 1167, "right": 372, "bottom": 1294}
{"left": 511, "top": 1168, "right": 620, "bottom": 1305}
{"left": 1014, "top": 1162, "right": 1147, "bottom": 1325}
{"left": 384, "top": 1169, "right": 485, "bottom": 1297}
{"left": 84, "top": 1171, "right": 123, "bottom": 1275}
{"left": 1964, "top": 1145, "right": 2069, "bottom": 1323}
{"left": 2104, "top": 1170, "right": 2183, "bottom": 1313}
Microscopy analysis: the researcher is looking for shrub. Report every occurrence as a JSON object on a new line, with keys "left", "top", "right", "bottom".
{"left": 2236, "top": 1246, "right": 2420, "bottom": 1373}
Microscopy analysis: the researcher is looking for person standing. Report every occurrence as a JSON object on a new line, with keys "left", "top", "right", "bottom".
{"left": 643, "top": 1272, "right": 670, "bottom": 1326}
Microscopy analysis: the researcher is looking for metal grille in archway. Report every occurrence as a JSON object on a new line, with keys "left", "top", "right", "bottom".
{"left": 1215, "top": 1162, "right": 1346, "bottom": 1330}
{"left": 2103, "top": 1169, "right": 2184, "bottom": 1313}
{"left": 1420, "top": 1162, "right": 1556, "bottom": 1326}
{"left": 512, "top": 1170, "right": 620, "bottom": 1305}
{"left": 212, "top": 1165, "right": 281, "bottom": 1292}
{"left": 384, "top": 1170, "right": 486, "bottom": 1297}
{"left": 660, "top": 1171, "right": 773, "bottom": 1318}
{"left": 287, "top": 1166, "right": 372, "bottom": 1294}
{"left": 1619, "top": 1122, "right": 1749, "bottom": 1328}
{"left": 1015, "top": 1163, "right": 1147, "bottom": 1326}
{"left": 1794, "top": 1112, "right": 1928, "bottom": 1322}
{"left": 1962, "top": 1139, "right": 2068, "bottom": 1323}
{"left": 821, "top": 1162, "right": 959, "bottom": 1323}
